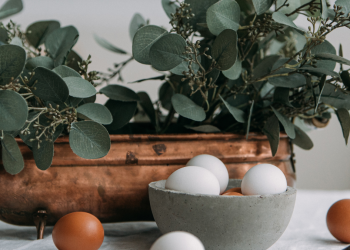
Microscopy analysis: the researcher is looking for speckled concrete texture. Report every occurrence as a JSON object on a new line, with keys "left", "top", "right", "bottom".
{"left": 149, "top": 179, "right": 297, "bottom": 250}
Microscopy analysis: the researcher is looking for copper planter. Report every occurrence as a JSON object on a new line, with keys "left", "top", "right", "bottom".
{"left": 0, "top": 133, "right": 295, "bottom": 230}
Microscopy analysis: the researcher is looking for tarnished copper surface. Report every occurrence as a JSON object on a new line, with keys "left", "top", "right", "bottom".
{"left": 0, "top": 133, "right": 295, "bottom": 227}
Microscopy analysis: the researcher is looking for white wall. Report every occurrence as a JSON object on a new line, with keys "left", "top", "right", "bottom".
{"left": 2, "top": 0, "right": 349, "bottom": 189}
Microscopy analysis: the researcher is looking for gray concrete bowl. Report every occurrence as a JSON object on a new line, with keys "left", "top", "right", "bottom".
{"left": 149, "top": 179, "right": 296, "bottom": 250}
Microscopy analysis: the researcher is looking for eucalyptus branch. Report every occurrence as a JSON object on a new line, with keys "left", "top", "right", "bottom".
{"left": 99, "top": 56, "right": 134, "bottom": 84}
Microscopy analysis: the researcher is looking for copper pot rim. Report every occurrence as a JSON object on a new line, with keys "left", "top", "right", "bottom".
{"left": 14, "top": 132, "right": 289, "bottom": 144}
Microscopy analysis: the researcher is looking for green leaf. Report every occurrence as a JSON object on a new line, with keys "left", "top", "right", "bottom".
{"left": 310, "top": 40, "right": 336, "bottom": 71}
{"left": 335, "top": 0, "right": 350, "bottom": 16}
{"left": 212, "top": 29, "right": 237, "bottom": 70}
{"left": 206, "top": 0, "right": 240, "bottom": 36}
{"left": 252, "top": 55, "right": 281, "bottom": 80}
{"left": 132, "top": 25, "right": 168, "bottom": 65}
{"left": 272, "top": 12, "right": 303, "bottom": 31}
{"left": 68, "top": 96, "right": 82, "bottom": 107}
{"left": 25, "top": 20, "right": 60, "bottom": 48}
{"left": 171, "top": 93, "right": 206, "bottom": 122}
{"left": 314, "top": 53, "right": 350, "bottom": 66}
{"left": 150, "top": 33, "right": 187, "bottom": 71}
{"left": 274, "top": 87, "right": 293, "bottom": 107}
{"left": 185, "top": 125, "right": 221, "bottom": 133}
{"left": 104, "top": 100, "right": 137, "bottom": 130}
{"left": 130, "top": 75, "right": 166, "bottom": 83}
{"left": 53, "top": 65, "right": 81, "bottom": 78}
{"left": 33, "top": 139, "right": 54, "bottom": 170}
{"left": 222, "top": 57, "right": 242, "bottom": 80}
{"left": 159, "top": 81, "right": 174, "bottom": 110}
{"left": 0, "top": 27, "right": 8, "bottom": 43}
{"left": 63, "top": 77, "right": 96, "bottom": 98}
{"left": 129, "top": 13, "right": 147, "bottom": 40}
{"left": 320, "top": 84, "right": 350, "bottom": 109}
{"left": 263, "top": 115, "right": 280, "bottom": 156}
{"left": 299, "top": 66, "right": 339, "bottom": 78}
{"left": 184, "top": 0, "right": 219, "bottom": 31}
{"left": 77, "top": 103, "right": 113, "bottom": 125}
{"left": 137, "top": 92, "right": 157, "bottom": 127}
{"left": 94, "top": 34, "right": 127, "bottom": 54}
{"left": 45, "top": 26, "right": 79, "bottom": 67}
{"left": 66, "top": 50, "right": 82, "bottom": 72}
{"left": 336, "top": 108, "right": 350, "bottom": 145}
{"left": 220, "top": 95, "right": 245, "bottom": 123}
{"left": 321, "top": 0, "right": 328, "bottom": 19}
{"left": 252, "top": 0, "right": 273, "bottom": 15}
{"left": 246, "top": 100, "right": 254, "bottom": 140}
{"left": 341, "top": 71, "right": 350, "bottom": 89}
{"left": 1, "top": 134, "right": 24, "bottom": 175}
{"left": 0, "top": 0, "right": 23, "bottom": 19}
{"left": 170, "top": 54, "right": 200, "bottom": 75}
{"left": 26, "top": 56, "right": 54, "bottom": 70}
{"left": 271, "top": 106, "right": 295, "bottom": 139}
{"left": 162, "top": 0, "right": 179, "bottom": 18}
{"left": 0, "top": 90, "right": 28, "bottom": 131}
{"left": 100, "top": 84, "right": 140, "bottom": 102}
{"left": 29, "top": 67, "right": 69, "bottom": 103}
{"left": 292, "top": 125, "right": 313, "bottom": 150}
{"left": 69, "top": 121, "right": 111, "bottom": 159}
{"left": 0, "top": 44, "right": 26, "bottom": 85}
{"left": 269, "top": 58, "right": 306, "bottom": 88}
{"left": 315, "top": 75, "right": 326, "bottom": 112}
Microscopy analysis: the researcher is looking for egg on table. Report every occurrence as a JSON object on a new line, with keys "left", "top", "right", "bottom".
{"left": 241, "top": 164, "right": 287, "bottom": 195}
{"left": 327, "top": 199, "right": 350, "bottom": 243}
{"left": 186, "top": 154, "right": 229, "bottom": 194}
{"left": 150, "top": 231, "right": 205, "bottom": 250}
{"left": 165, "top": 166, "right": 220, "bottom": 195}
{"left": 52, "top": 212, "right": 104, "bottom": 250}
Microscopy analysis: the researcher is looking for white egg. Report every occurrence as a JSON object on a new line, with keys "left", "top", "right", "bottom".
{"left": 186, "top": 154, "right": 229, "bottom": 194}
{"left": 241, "top": 164, "right": 287, "bottom": 195}
{"left": 165, "top": 166, "right": 220, "bottom": 195}
{"left": 150, "top": 231, "right": 205, "bottom": 250}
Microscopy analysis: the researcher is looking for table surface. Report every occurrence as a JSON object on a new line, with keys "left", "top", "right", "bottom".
{"left": 1, "top": 190, "right": 350, "bottom": 250}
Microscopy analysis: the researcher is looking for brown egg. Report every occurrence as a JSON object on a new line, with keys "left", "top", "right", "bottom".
{"left": 222, "top": 192, "right": 244, "bottom": 196}
{"left": 52, "top": 212, "right": 104, "bottom": 250}
{"left": 326, "top": 199, "right": 350, "bottom": 243}
{"left": 223, "top": 188, "right": 242, "bottom": 195}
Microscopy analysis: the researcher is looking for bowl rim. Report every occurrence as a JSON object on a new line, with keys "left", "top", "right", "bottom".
{"left": 149, "top": 179, "right": 297, "bottom": 198}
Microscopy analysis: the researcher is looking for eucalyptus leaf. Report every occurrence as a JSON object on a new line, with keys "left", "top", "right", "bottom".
{"left": 104, "top": 100, "right": 137, "bottom": 130}
{"left": 320, "top": 0, "right": 328, "bottom": 19}
{"left": 0, "top": 90, "right": 28, "bottom": 131}
{"left": 10, "top": 37, "right": 22, "bottom": 46}
{"left": 26, "top": 56, "right": 54, "bottom": 70}
{"left": 150, "top": 33, "right": 187, "bottom": 71}
{"left": 262, "top": 115, "right": 280, "bottom": 156}
{"left": 184, "top": 0, "right": 219, "bottom": 31}
{"left": 159, "top": 81, "right": 174, "bottom": 110}
{"left": 206, "top": 0, "right": 240, "bottom": 36}
{"left": 45, "top": 26, "right": 79, "bottom": 67}
{"left": 246, "top": 100, "right": 254, "bottom": 140}
{"left": 310, "top": 40, "right": 336, "bottom": 71}
{"left": 137, "top": 91, "right": 157, "bottom": 127}
{"left": 336, "top": 108, "right": 350, "bottom": 145}
{"left": 129, "top": 13, "right": 146, "bottom": 40}
{"left": 0, "top": 0, "right": 23, "bottom": 20}
{"left": 33, "top": 139, "right": 54, "bottom": 171}
{"left": 299, "top": 66, "right": 339, "bottom": 78}
{"left": 0, "top": 44, "right": 26, "bottom": 85}
{"left": 66, "top": 50, "right": 82, "bottom": 72}
{"left": 314, "top": 53, "right": 350, "bottom": 66}
{"left": 53, "top": 65, "right": 81, "bottom": 78}
{"left": 77, "top": 103, "right": 113, "bottom": 125}
{"left": 320, "top": 84, "right": 350, "bottom": 109}
{"left": 68, "top": 97, "right": 82, "bottom": 107}
{"left": 212, "top": 29, "right": 237, "bottom": 70}
{"left": 271, "top": 106, "right": 295, "bottom": 139}
{"left": 185, "top": 125, "right": 221, "bottom": 133}
{"left": 272, "top": 12, "right": 303, "bottom": 31}
{"left": 132, "top": 25, "right": 168, "bottom": 65}
{"left": 26, "top": 20, "right": 60, "bottom": 48}
{"left": 100, "top": 84, "right": 140, "bottom": 102}
{"left": 341, "top": 71, "right": 350, "bottom": 89}
{"left": 94, "top": 34, "right": 127, "bottom": 54}
{"left": 69, "top": 121, "right": 111, "bottom": 159}
{"left": 292, "top": 125, "right": 313, "bottom": 150}
{"left": 170, "top": 55, "right": 200, "bottom": 75}
{"left": 252, "top": 55, "right": 281, "bottom": 80}
{"left": 274, "top": 87, "right": 293, "bottom": 107}
{"left": 220, "top": 95, "right": 245, "bottom": 123}
{"left": 53, "top": 124, "right": 64, "bottom": 142}
{"left": 1, "top": 134, "right": 24, "bottom": 175}
{"left": 171, "top": 93, "right": 206, "bottom": 122}
{"left": 269, "top": 58, "right": 306, "bottom": 88}
{"left": 252, "top": 0, "right": 273, "bottom": 15}
{"left": 0, "top": 27, "right": 8, "bottom": 43}
{"left": 222, "top": 57, "right": 242, "bottom": 80}
{"left": 29, "top": 67, "right": 69, "bottom": 103}
{"left": 335, "top": 0, "right": 350, "bottom": 16}
{"left": 162, "top": 0, "right": 179, "bottom": 18}
{"left": 63, "top": 77, "right": 96, "bottom": 98}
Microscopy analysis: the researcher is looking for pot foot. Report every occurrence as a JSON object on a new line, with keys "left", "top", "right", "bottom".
{"left": 33, "top": 210, "right": 47, "bottom": 240}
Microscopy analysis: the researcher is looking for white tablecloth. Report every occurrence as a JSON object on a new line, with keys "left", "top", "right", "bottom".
{"left": 1, "top": 190, "right": 350, "bottom": 250}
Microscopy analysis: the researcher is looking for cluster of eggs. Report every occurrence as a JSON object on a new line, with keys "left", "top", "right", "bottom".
{"left": 165, "top": 154, "right": 288, "bottom": 196}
